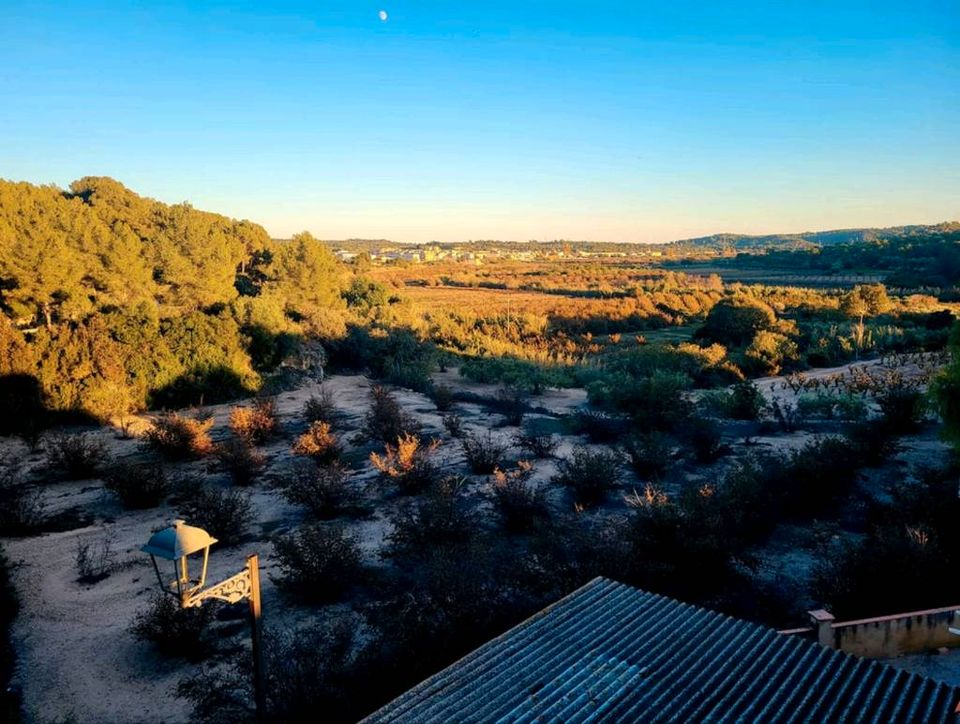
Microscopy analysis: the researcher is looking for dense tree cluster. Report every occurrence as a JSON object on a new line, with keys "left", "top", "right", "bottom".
{"left": 0, "top": 178, "right": 344, "bottom": 420}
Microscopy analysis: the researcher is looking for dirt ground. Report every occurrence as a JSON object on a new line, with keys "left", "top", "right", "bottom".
{"left": 1, "top": 355, "right": 954, "bottom": 722}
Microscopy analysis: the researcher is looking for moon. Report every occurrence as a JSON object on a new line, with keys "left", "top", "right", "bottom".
{"left": 378, "top": 9, "right": 388, "bottom": 21}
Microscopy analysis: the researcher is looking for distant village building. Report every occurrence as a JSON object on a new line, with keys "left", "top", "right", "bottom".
{"left": 365, "top": 578, "right": 960, "bottom": 722}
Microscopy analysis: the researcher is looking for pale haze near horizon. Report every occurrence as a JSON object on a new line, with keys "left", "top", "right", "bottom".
{"left": 1, "top": 1, "right": 958, "bottom": 243}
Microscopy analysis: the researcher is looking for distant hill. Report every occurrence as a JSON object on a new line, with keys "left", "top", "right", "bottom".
{"left": 674, "top": 222, "right": 960, "bottom": 251}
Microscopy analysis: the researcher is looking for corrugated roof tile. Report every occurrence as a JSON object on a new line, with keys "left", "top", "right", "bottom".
{"left": 364, "top": 578, "right": 960, "bottom": 723}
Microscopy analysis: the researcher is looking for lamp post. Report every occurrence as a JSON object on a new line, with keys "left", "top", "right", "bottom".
{"left": 141, "top": 520, "right": 265, "bottom": 722}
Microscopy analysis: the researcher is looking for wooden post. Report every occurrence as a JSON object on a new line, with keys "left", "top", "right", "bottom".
{"left": 247, "top": 554, "right": 266, "bottom": 723}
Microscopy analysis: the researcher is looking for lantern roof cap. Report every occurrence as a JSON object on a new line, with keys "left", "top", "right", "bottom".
{"left": 141, "top": 519, "right": 217, "bottom": 560}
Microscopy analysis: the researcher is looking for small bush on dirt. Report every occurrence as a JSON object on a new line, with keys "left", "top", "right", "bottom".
{"left": 552, "top": 447, "right": 622, "bottom": 508}
{"left": 491, "top": 461, "right": 547, "bottom": 532}
{"left": 442, "top": 412, "right": 465, "bottom": 438}
{"left": 783, "top": 437, "right": 860, "bottom": 518}
{"left": 622, "top": 432, "right": 672, "bottom": 480}
{"left": 0, "top": 461, "right": 44, "bottom": 534}
{"left": 292, "top": 421, "right": 341, "bottom": 464}
{"left": 683, "top": 419, "right": 725, "bottom": 464}
{"left": 144, "top": 413, "right": 215, "bottom": 460}
{"left": 180, "top": 620, "right": 373, "bottom": 723}
{"left": 384, "top": 478, "right": 476, "bottom": 560}
{"left": 104, "top": 460, "right": 170, "bottom": 508}
{"left": 364, "top": 386, "right": 420, "bottom": 443}
{"left": 431, "top": 384, "right": 455, "bottom": 412}
{"left": 569, "top": 410, "right": 628, "bottom": 443}
{"left": 460, "top": 430, "right": 507, "bottom": 474}
{"left": 303, "top": 387, "right": 339, "bottom": 426}
{"left": 370, "top": 434, "right": 441, "bottom": 495}
{"left": 514, "top": 428, "right": 558, "bottom": 458}
{"left": 45, "top": 433, "right": 106, "bottom": 479}
{"left": 213, "top": 439, "right": 266, "bottom": 486}
{"left": 229, "top": 399, "right": 278, "bottom": 444}
{"left": 728, "top": 380, "right": 766, "bottom": 420}
{"left": 131, "top": 592, "right": 216, "bottom": 659}
{"left": 496, "top": 386, "right": 527, "bottom": 427}
{"left": 845, "top": 419, "right": 900, "bottom": 466}
{"left": 277, "top": 462, "right": 360, "bottom": 519}
{"left": 177, "top": 485, "right": 253, "bottom": 544}
{"left": 75, "top": 534, "right": 116, "bottom": 583}
{"left": 273, "top": 524, "right": 365, "bottom": 603}
{"left": 877, "top": 386, "right": 925, "bottom": 434}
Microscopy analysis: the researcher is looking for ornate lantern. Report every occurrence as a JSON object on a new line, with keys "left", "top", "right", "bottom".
{"left": 141, "top": 519, "right": 218, "bottom": 603}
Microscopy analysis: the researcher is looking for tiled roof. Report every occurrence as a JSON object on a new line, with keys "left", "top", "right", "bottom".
{"left": 364, "top": 577, "right": 960, "bottom": 723}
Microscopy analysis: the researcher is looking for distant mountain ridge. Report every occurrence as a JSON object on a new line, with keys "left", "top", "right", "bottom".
{"left": 674, "top": 222, "right": 960, "bottom": 250}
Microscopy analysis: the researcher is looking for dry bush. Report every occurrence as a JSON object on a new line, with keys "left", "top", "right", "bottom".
{"left": 144, "top": 413, "right": 215, "bottom": 460}
{"left": 44, "top": 433, "right": 106, "bottom": 480}
{"left": 177, "top": 485, "right": 253, "bottom": 544}
{"left": 460, "top": 430, "right": 507, "bottom": 474}
{"left": 292, "top": 421, "right": 341, "bottom": 464}
{"left": 303, "top": 387, "right": 339, "bottom": 425}
{"left": 490, "top": 461, "right": 547, "bottom": 532}
{"left": 622, "top": 432, "right": 672, "bottom": 480}
{"left": 277, "top": 462, "right": 360, "bottom": 519}
{"left": 364, "top": 385, "right": 420, "bottom": 443}
{"left": 229, "top": 398, "right": 278, "bottom": 444}
{"left": 442, "top": 412, "right": 465, "bottom": 438}
{"left": 514, "top": 427, "right": 558, "bottom": 458}
{"left": 214, "top": 439, "right": 266, "bottom": 486}
{"left": 552, "top": 447, "right": 623, "bottom": 508}
{"left": 370, "top": 434, "right": 441, "bottom": 495}
{"left": 272, "top": 524, "right": 365, "bottom": 603}
{"left": 131, "top": 593, "right": 217, "bottom": 660}
{"left": 103, "top": 460, "right": 170, "bottom": 508}
{"left": 75, "top": 534, "right": 116, "bottom": 583}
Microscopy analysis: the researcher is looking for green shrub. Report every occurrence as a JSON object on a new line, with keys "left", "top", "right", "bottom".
{"left": 569, "top": 410, "right": 628, "bottom": 442}
{"left": 622, "top": 432, "right": 672, "bottom": 480}
{"left": 213, "top": 439, "right": 266, "bottom": 486}
{"left": 514, "top": 426, "right": 558, "bottom": 458}
{"left": 131, "top": 593, "right": 217, "bottom": 660}
{"left": 364, "top": 386, "right": 420, "bottom": 443}
{"left": 104, "top": 460, "right": 170, "bottom": 508}
{"left": 431, "top": 384, "right": 456, "bottom": 412}
{"left": 490, "top": 462, "right": 547, "bottom": 532}
{"left": 273, "top": 525, "right": 365, "bottom": 603}
{"left": 383, "top": 479, "right": 476, "bottom": 560}
{"left": 552, "top": 447, "right": 622, "bottom": 508}
{"left": 682, "top": 419, "right": 725, "bottom": 464}
{"left": 177, "top": 485, "right": 253, "bottom": 544}
{"left": 303, "top": 388, "right": 339, "bottom": 426}
{"left": 727, "top": 380, "right": 766, "bottom": 420}
{"left": 877, "top": 386, "right": 925, "bottom": 433}
{"left": 460, "top": 430, "right": 507, "bottom": 474}
{"left": 276, "top": 462, "right": 360, "bottom": 519}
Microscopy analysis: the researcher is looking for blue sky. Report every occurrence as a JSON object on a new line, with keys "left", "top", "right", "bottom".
{"left": 1, "top": 1, "right": 958, "bottom": 242}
